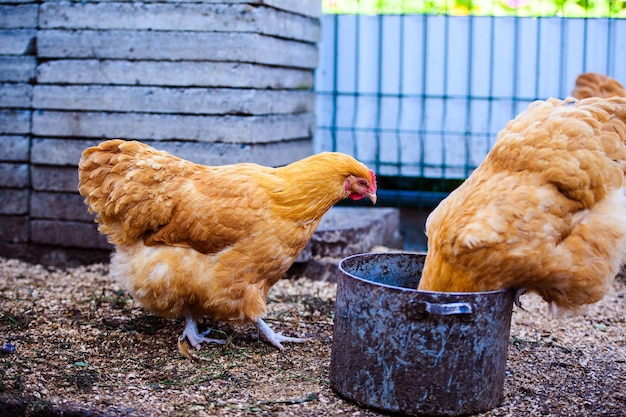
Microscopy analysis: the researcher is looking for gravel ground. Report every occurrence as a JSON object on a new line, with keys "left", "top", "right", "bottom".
{"left": 1, "top": 255, "right": 625, "bottom": 417}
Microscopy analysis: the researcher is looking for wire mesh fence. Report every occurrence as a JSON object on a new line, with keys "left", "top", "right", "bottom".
{"left": 315, "top": 2, "right": 626, "bottom": 206}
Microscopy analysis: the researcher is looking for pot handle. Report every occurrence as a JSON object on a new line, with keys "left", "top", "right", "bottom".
{"left": 406, "top": 300, "right": 474, "bottom": 320}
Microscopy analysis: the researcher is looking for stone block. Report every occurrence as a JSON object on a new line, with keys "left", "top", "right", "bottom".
{"left": 0, "top": 136, "right": 30, "bottom": 161}
{"left": 0, "top": 56, "right": 36, "bottom": 82}
{"left": 39, "top": 0, "right": 320, "bottom": 18}
{"left": 0, "top": 0, "right": 37, "bottom": 3}
{"left": 37, "top": 30, "right": 318, "bottom": 68}
{"left": 0, "top": 110, "right": 30, "bottom": 134}
{"left": 30, "top": 219, "right": 112, "bottom": 249}
{"left": 0, "top": 162, "right": 29, "bottom": 187}
{"left": 31, "top": 165, "right": 78, "bottom": 192}
{"left": 32, "top": 111, "right": 315, "bottom": 143}
{"left": 33, "top": 85, "right": 315, "bottom": 115}
{"left": 0, "top": 189, "right": 28, "bottom": 215}
{"left": 31, "top": 138, "right": 94, "bottom": 166}
{"left": 36, "top": 60, "right": 314, "bottom": 89}
{"left": 0, "top": 29, "right": 36, "bottom": 55}
{"left": 0, "top": 215, "right": 28, "bottom": 243}
{"left": 0, "top": 4, "right": 38, "bottom": 29}
{"left": 0, "top": 242, "right": 30, "bottom": 262}
{"left": 40, "top": 3, "right": 320, "bottom": 43}
{"left": 0, "top": 83, "right": 32, "bottom": 108}
{"left": 30, "top": 191, "right": 94, "bottom": 222}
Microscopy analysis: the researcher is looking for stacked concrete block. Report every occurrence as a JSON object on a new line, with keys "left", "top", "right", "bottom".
{"left": 0, "top": 0, "right": 321, "bottom": 265}
{"left": 0, "top": 1, "right": 37, "bottom": 257}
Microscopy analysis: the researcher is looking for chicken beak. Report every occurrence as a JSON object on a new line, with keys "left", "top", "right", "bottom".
{"left": 366, "top": 191, "right": 377, "bottom": 205}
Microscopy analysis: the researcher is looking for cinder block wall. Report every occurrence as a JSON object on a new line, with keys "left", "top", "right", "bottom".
{"left": 0, "top": 0, "right": 320, "bottom": 266}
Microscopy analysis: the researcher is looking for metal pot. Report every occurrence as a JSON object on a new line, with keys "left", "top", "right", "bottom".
{"left": 330, "top": 252, "right": 514, "bottom": 416}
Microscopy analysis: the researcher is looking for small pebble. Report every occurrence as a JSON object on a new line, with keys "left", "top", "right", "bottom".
{"left": 1, "top": 343, "right": 15, "bottom": 354}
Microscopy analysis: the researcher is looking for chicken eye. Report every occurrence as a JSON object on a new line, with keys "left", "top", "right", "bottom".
{"left": 358, "top": 180, "right": 368, "bottom": 188}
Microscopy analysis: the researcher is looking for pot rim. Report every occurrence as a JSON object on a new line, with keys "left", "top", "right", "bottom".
{"left": 339, "top": 251, "right": 513, "bottom": 297}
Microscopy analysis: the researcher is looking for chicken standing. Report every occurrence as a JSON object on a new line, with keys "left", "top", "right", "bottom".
{"left": 572, "top": 72, "right": 626, "bottom": 99}
{"left": 418, "top": 97, "right": 626, "bottom": 310}
{"left": 78, "top": 140, "right": 377, "bottom": 351}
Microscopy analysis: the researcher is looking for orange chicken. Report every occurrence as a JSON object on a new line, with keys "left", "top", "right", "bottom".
{"left": 572, "top": 72, "right": 626, "bottom": 99}
{"left": 78, "top": 140, "right": 377, "bottom": 351}
{"left": 418, "top": 97, "right": 626, "bottom": 310}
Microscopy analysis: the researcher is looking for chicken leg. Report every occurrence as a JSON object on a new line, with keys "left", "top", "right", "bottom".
{"left": 179, "top": 316, "right": 226, "bottom": 349}
{"left": 256, "top": 318, "right": 308, "bottom": 351}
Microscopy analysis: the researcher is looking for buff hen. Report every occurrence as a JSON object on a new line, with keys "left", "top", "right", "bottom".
{"left": 419, "top": 97, "right": 626, "bottom": 310}
{"left": 572, "top": 72, "right": 625, "bottom": 99}
{"left": 78, "top": 140, "right": 377, "bottom": 351}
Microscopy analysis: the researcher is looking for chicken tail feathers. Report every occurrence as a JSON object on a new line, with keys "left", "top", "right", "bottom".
{"left": 77, "top": 140, "right": 192, "bottom": 245}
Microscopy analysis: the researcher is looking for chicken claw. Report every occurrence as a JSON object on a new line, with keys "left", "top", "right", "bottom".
{"left": 256, "top": 318, "right": 308, "bottom": 351}
{"left": 179, "top": 316, "right": 226, "bottom": 350}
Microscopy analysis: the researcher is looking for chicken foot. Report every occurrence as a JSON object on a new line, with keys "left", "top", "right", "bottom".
{"left": 256, "top": 318, "right": 308, "bottom": 351}
{"left": 179, "top": 316, "right": 226, "bottom": 350}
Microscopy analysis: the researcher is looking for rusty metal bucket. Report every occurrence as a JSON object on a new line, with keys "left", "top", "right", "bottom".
{"left": 330, "top": 252, "right": 514, "bottom": 416}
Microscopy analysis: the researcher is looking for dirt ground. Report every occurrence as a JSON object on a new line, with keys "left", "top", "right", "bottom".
{"left": 1, "top": 255, "right": 625, "bottom": 417}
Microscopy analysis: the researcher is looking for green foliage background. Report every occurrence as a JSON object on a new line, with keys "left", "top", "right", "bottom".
{"left": 322, "top": 0, "right": 626, "bottom": 17}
